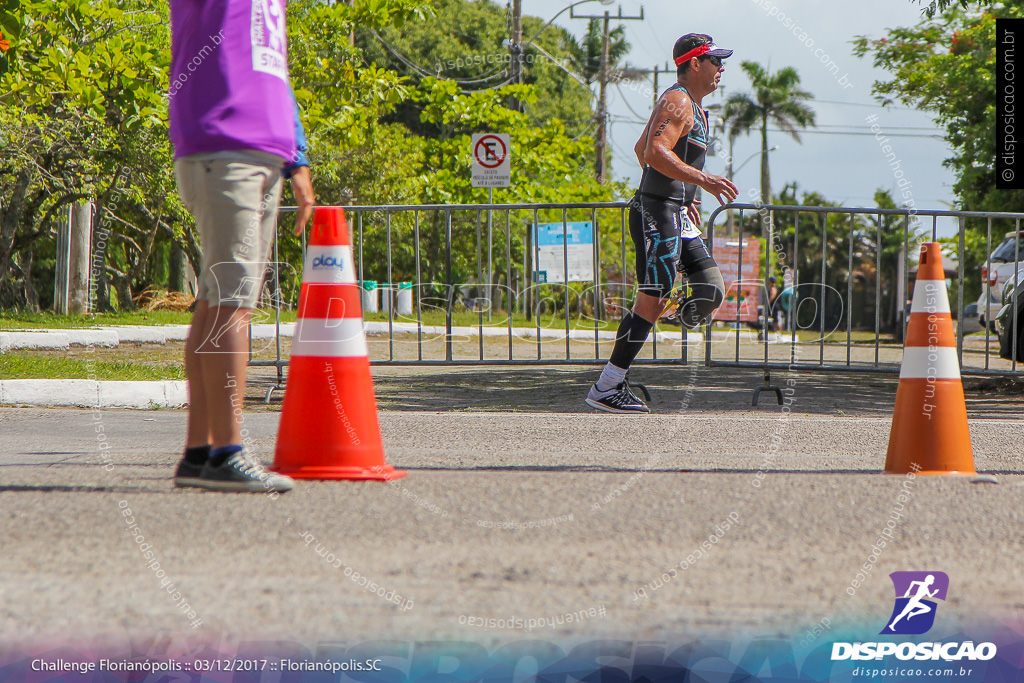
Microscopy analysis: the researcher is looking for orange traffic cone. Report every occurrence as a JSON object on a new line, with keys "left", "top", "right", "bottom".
{"left": 884, "top": 243, "right": 976, "bottom": 476}
{"left": 272, "top": 207, "right": 406, "bottom": 480}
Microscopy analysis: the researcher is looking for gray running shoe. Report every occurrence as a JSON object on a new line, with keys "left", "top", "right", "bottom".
{"left": 173, "top": 458, "right": 205, "bottom": 488}
{"left": 585, "top": 381, "right": 651, "bottom": 414}
{"left": 195, "top": 450, "right": 294, "bottom": 493}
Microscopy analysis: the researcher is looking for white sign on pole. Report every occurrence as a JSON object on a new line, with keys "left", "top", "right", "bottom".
{"left": 533, "top": 222, "right": 594, "bottom": 283}
{"left": 471, "top": 133, "right": 511, "bottom": 188}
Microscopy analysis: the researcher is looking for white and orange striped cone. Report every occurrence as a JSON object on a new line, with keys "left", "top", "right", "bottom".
{"left": 272, "top": 207, "right": 407, "bottom": 480}
{"left": 884, "top": 243, "right": 976, "bottom": 476}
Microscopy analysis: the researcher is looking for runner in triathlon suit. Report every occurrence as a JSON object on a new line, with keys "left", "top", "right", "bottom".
{"left": 586, "top": 33, "right": 738, "bottom": 414}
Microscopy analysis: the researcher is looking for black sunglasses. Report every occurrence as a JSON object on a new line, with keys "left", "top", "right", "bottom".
{"left": 701, "top": 55, "right": 723, "bottom": 67}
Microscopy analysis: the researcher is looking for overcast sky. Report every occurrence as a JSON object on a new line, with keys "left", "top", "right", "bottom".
{"left": 519, "top": 0, "right": 958, "bottom": 230}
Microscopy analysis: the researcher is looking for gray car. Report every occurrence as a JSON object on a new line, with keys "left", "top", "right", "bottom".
{"left": 994, "top": 273, "right": 1024, "bottom": 362}
{"left": 977, "top": 231, "right": 1024, "bottom": 330}
{"left": 959, "top": 302, "right": 982, "bottom": 335}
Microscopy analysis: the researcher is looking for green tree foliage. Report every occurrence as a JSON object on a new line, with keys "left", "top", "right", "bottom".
{"left": 0, "top": 0, "right": 175, "bottom": 310}
{"left": 853, "top": 6, "right": 1020, "bottom": 213}
{"left": 734, "top": 183, "right": 923, "bottom": 331}
{"left": 0, "top": 0, "right": 622, "bottom": 312}
{"left": 286, "top": 0, "right": 619, "bottom": 295}
{"left": 853, "top": 4, "right": 1024, "bottom": 299}
{"left": 723, "top": 62, "right": 816, "bottom": 206}
{"left": 0, "top": 0, "right": 20, "bottom": 77}
{"left": 287, "top": 0, "right": 426, "bottom": 207}
{"left": 353, "top": 0, "right": 596, "bottom": 141}
{"left": 865, "top": 189, "right": 929, "bottom": 330}
{"left": 914, "top": 0, "right": 972, "bottom": 17}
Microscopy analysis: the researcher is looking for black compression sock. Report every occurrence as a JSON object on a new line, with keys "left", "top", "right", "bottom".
{"left": 184, "top": 444, "right": 211, "bottom": 466}
{"left": 609, "top": 311, "right": 655, "bottom": 369}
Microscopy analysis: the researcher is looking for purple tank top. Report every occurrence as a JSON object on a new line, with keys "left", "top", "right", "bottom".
{"left": 168, "top": 0, "right": 296, "bottom": 162}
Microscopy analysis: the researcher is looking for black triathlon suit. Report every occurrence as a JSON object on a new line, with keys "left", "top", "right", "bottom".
{"left": 630, "top": 84, "right": 716, "bottom": 298}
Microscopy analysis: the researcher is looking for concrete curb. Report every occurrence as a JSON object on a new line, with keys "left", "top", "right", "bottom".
{"left": 0, "top": 380, "right": 188, "bottom": 409}
{"left": 110, "top": 325, "right": 185, "bottom": 344}
{"left": 360, "top": 321, "right": 717, "bottom": 344}
{"left": 3, "top": 323, "right": 765, "bottom": 348}
{"left": 0, "top": 331, "right": 72, "bottom": 352}
{"left": 0, "top": 323, "right": 769, "bottom": 409}
{"left": 71, "top": 329, "right": 121, "bottom": 347}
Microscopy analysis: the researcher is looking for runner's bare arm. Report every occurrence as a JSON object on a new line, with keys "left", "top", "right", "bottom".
{"left": 643, "top": 91, "right": 738, "bottom": 205}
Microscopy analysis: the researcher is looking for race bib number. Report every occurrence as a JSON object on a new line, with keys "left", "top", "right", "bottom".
{"left": 251, "top": 0, "right": 288, "bottom": 80}
{"left": 679, "top": 213, "right": 702, "bottom": 239}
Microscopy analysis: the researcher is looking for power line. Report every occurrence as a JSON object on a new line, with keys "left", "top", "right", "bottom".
{"left": 766, "top": 128, "right": 943, "bottom": 139}
{"left": 813, "top": 98, "right": 917, "bottom": 111}
{"left": 813, "top": 123, "right": 943, "bottom": 132}
{"left": 608, "top": 120, "right": 642, "bottom": 170}
{"left": 370, "top": 29, "right": 509, "bottom": 85}
{"left": 613, "top": 81, "right": 651, "bottom": 122}
{"left": 570, "top": 5, "right": 645, "bottom": 184}
{"left": 459, "top": 78, "right": 514, "bottom": 94}
{"left": 610, "top": 116, "right": 944, "bottom": 139}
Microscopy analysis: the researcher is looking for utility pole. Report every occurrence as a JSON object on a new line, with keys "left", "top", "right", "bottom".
{"left": 652, "top": 64, "right": 659, "bottom": 109}
{"left": 509, "top": 0, "right": 523, "bottom": 111}
{"left": 344, "top": 0, "right": 355, "bottom": 45}
{"left": 596, "top": 10, "right": 611, "bottom": 183}
{"left": 571, "top": 5, "right": 644, "bottom": 184}
{"left": 626, "top": 62, "right": 672, "bottom": 112}
{"left": 68, "top": 201, "right": 93, "bottom": 315}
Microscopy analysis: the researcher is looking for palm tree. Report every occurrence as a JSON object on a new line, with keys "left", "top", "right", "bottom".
{"left": 566, "top": 19, "right": 632, "bottom": 86}
{"left": 563, "top": 19, "right": 642, "bottom": 182}
{"left": 724, "top": 61, "right": 816, "bottom": 205}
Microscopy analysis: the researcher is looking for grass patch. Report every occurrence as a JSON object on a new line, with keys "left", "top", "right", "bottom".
{"left": 2, "top": 352, "right": 185, "bottom": 381}
{"left": 820, "top": 329, "right": 900, "bottom": 345}
{"left": 0, "top": 309, "right": 300, "bottom": 329}
{"left": 362, "top": 309, "right": 621, "bottom": 331}
{"left": 0, "top": 310, "right": 193, "bottom": 329}
{"left": 2, "top": 306, "right": 927, "bottom": 342}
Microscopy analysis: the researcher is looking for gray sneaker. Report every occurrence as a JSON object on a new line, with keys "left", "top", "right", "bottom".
{"left": 195, "top": 450, "right": 294, "bottom": 493}
{"left": 173, "top": 458, "right": 205, "bottom": 488}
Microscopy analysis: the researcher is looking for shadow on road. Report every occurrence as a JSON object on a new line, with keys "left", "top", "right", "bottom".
{"left": 261, "top": 365, "right": 1024, "bottom": 418}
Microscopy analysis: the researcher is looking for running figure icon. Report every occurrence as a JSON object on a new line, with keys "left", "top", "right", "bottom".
{"left": 881, "top": 571, "right": 949, "bottom": 635}
{"left": 888, "top": 574, "right": 939, "bottom": 631}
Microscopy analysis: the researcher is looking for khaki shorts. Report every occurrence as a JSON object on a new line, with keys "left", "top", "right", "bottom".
{"left": 175, "top": 152, "right": 283, "bottom": 308}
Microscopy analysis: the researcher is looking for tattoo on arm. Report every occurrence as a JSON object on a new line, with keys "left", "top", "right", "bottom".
{"left": 653, "top": 118, "right": 671, "bottom": 137}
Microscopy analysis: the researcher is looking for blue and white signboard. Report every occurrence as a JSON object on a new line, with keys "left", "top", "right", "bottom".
{"left": 533, "top": 221, "right": 594, "bottom": 283}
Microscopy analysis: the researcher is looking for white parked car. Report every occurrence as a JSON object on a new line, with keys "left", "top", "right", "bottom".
{"left": 977, "top": 231, "right": 1024, "bottom": 330}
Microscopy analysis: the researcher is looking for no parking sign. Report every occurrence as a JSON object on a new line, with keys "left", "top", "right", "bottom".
{"left": 471, "top": 134, "right": 511, "bottom": 188}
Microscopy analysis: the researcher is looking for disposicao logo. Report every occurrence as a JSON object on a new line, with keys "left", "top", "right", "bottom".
{"left": 882, "top": 570, "right": 948, "bottom": 635}
{"left": 831, "top": 571, "right": 997, "bottom": 663}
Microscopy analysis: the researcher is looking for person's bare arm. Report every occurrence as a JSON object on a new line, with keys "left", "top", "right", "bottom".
{"left": 643, "top": 91, "right": 738, "bottom": 206}
{"left": 289, "top": 166, "right": 316, "bottom": 236}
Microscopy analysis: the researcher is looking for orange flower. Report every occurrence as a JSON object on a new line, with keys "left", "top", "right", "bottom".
{"left": 0, "top": 30, "right": 9, "bottom": 53}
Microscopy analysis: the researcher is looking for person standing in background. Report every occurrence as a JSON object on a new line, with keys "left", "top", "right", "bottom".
{"left": 169, "top": 0, "right": 315, "bottom": 492}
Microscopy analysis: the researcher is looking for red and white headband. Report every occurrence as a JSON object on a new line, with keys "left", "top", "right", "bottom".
{"left": 674, "top": 43, "right": 730, "bottom": 66}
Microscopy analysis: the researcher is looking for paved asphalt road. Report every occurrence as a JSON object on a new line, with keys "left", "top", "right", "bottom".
{"left": 1, "top": 366, "right": 1022, "bottom": 652}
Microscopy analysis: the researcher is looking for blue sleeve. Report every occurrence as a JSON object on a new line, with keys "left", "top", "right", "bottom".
{"left": 283, "top": 90, "right": 310, "bottom": 179}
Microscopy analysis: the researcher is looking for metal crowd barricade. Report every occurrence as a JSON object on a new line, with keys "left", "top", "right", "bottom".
{"left": 249, "top": 202, "right": 703, "bottom": 397}
{"left": 248, "top": 202, "right": 1023, "bottom": 399}
{"left": 704, "top": 204, "right": 1024, "bottom": 395}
